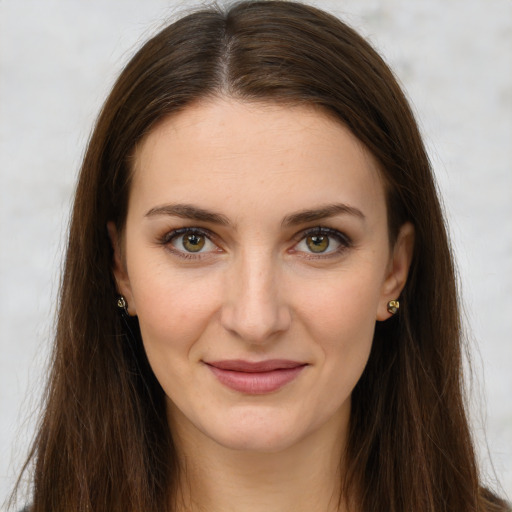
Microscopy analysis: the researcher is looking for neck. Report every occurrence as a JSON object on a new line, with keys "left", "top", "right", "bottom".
{"left": 169, "top": 409, "right": 351, "bottom": 512}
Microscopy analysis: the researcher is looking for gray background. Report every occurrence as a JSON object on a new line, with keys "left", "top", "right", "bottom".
{"left": 1, "top": 0, "right": 511, "bottom": 507}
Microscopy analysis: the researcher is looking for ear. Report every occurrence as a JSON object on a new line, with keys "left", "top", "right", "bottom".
{"left": 107, "top": 221, "right": 137, "bottom": 316}
{"left": 376, "top": 222, "right": 415, "bottom": 321}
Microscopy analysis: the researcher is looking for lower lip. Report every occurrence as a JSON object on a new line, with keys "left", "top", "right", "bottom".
{"left": 207, "top": 365, "right": 306, "bottom": 394}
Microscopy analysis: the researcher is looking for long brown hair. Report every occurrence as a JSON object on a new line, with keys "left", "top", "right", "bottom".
{"left": 14, "top": 1, "right": 508, "bottom": 511}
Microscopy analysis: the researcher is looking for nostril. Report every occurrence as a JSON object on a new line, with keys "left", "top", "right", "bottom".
{"left": 220, "top": 301, "right": 291, "bottom": 343}
{"left": 220, "top": 257, "right": 291, "bottom": 342}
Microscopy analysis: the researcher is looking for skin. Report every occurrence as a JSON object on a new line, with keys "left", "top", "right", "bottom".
{"left": 109, "top": 98, "right": 414, "bottom": 512}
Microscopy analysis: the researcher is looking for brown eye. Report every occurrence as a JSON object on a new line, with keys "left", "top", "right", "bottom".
{"left": 306, "top": 235, "right": 329, "bottom": 253}
{"left": 182, "top": 233, "right": 206, "bottom": 252}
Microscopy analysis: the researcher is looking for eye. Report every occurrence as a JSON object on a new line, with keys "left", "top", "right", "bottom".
{"left": 293, "top": 227, "right": 351, "bottom": 256}
{"left": 162, "top": 228, "right": 219, "bottom": 256}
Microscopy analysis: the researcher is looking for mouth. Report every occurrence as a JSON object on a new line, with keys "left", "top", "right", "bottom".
{"left": 204, "top": 359, "right": 308, "bottom": 394}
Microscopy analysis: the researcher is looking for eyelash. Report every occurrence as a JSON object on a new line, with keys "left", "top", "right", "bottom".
{"left": 158, "top": 226, "right": 352, "bottom": 260}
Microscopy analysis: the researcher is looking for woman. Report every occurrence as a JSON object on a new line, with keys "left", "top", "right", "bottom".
{"left": 11, "top": 1, "right": 509, "bottom": 511}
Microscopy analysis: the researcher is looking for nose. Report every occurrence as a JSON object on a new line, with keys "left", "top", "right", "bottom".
{"left": 220, "top": 250, "right": 291, "bottom": 344}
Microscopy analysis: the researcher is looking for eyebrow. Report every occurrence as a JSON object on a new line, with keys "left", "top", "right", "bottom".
{"left": 281, "top": 203, "right": 365, "bottom": 227}
{"left": 144, "top": 202, "right": 365, "bottom": 227}
{"left": 145, "top": 203, "right": 232, "bottom": 226}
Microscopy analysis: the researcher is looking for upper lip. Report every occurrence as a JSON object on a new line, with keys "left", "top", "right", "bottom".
{"left": 205, "top": 359, "right": 306, "bottom": 373}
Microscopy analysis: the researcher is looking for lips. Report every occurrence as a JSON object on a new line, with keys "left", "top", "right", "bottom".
{"left": 205, "top": 359, "right": 307, "bottom": 394}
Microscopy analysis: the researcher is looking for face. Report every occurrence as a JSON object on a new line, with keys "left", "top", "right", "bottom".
{"left": 110, "top": 98, "right": 413, "bottom": 454}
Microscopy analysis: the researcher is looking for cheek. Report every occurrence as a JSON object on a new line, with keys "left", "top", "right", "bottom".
{"left": 296, "top": 266, "right": 382, "bottom": 339}
{"left": 129, "top": 263, "right": 222, "bottom": 359}
{"left": 130, "top": 268, "right": 224, "bottom": 409}
{"left": 293, "top": 267, "right": 382, "bottom": 385}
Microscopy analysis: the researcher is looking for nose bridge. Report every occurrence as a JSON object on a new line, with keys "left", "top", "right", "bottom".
{"left": 221, "top": 246, "right": 290, "bottom": 343}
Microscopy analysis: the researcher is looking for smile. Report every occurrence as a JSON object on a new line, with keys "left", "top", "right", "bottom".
{"left": 205, "top": 359, "right": 308, "bottom": 394}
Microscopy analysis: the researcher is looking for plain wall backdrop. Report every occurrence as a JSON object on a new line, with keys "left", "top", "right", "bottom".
{"left": 1, "top": 0, "right": 511, "bottom": 507}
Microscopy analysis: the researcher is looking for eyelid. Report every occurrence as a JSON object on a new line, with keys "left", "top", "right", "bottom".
{"left": 293, "top": 226, "right": 352, "bottom": 244}
{"left": 160, "top": 226, "right": 214, "bottom": 244}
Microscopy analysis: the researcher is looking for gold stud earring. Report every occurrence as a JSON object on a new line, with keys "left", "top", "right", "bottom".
{"left": 387, "top": 299, "right": 400, "bottom": 315}
{"left": 117, "top": 295, "right": 128, "bottom": 315}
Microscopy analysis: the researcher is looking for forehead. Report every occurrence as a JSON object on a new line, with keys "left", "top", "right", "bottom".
{"left": 130, "top": 98, "right": 386, "bottom": 224}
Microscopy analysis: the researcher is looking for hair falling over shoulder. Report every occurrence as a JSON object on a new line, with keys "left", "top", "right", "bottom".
{"left": 11, "top": 2, "right": 509, "bottom": 511}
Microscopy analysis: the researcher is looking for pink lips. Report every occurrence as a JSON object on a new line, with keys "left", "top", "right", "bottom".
{"left": 205, "top": 359, "right": 307, "bottom": 394}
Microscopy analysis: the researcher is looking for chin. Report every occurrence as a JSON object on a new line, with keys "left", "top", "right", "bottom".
{"left": 198, "top": 405, "right": 317, "bottom": 454}
{"left": 211, "top": 426, "right": 302, "bottom": 454}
